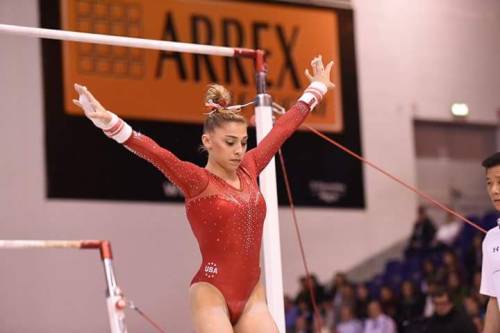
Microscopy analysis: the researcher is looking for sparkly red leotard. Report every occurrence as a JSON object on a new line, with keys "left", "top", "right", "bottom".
{"left": 102, "top": 82, "right": 326, "bottom": 324}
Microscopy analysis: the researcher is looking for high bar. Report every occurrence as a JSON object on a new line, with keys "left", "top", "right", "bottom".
{"left": 0, "top": 24, "right": 256, "bottom": 58}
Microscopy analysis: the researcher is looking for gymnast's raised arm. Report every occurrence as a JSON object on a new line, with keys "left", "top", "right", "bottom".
{"left": 72, "top": 84, "right": 207, "bottom": 198}
{"left": 243, "top": 55, "right": 335, "bottom": 174}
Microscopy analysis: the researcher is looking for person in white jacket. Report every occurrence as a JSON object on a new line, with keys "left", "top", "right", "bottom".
{"left": 480, "top": 152, "right": 500, "bottom": 333}
{"left": 435, "top": 212, "right": 463, "bottom": 247}
{"left": 363, "top": 300, "right": 396, "bottom": 333}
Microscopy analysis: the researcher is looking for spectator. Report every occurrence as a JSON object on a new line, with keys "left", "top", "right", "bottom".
{"left": 329, "top": 272, "right": 349, "bottom": 303}
{"left": 295, "top": 315, "right": 310, "bottom": 333}
{"left": 434, "top": 212, "right": 463, "bottom": 248}
{"left": 333, "top": 283, "right": 357, "bottom": 322}
{"left": 397, "top": 280, "right": 425, "bottom": 329}
{"left": 364, "top": 300, "right": 397, "bottom": 333}
{"left": 341, "top": 283, "right": 358, "bottom": 308}
{"left": 312, "top": 314, "right": 332, "bottom": 333}
{"left": 355, "top": 283, "right": 372, "bottom": 319}
{"left": 436, "top": 250, "right": 462, "bottom": 282}
{"left": 406, "top": 206, "right": 436, "bottom": 256}
{"left": 463, "top": 296, "right": 481, "bottom": 318}
{"left": 337, "top": 305, "right": 364, "bottom": 333}
{"left": 463, "top": 296, "right": 483, "bottom": 332}
{"left": 421, "top": 258, "right": 439, "bottom": 283}
{"left": 464, "top": 234, "right": 484, "bottom": 275}
{"left": 379, "top": 285, "right": 398, "bottom": 318}
{"left": 296, "top": 299, "right": 313, "bottom": 330}
{"left": 425, "top": 288, "right": 476, "bottom": 333}
{"left": 470, "top": 271, "right": 488, "bottom": 309}
{"left": 285, "top": 294, "right": 300, "bottom": 332}
{"left": 321, "top": 301, "right": 335, "bottom": 332}
{"left": 447, "top": 271, "right": 468, "bottom": 306}
{"left": 423, "top": 280, "right": 439, "bottom": 317}
{"left": 295, "top": 274, "right": 327, "bottom": 311}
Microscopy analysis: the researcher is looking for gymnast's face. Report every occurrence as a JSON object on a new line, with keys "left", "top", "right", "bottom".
{"left": 202, "top": 121, "right": 248, "bottom": 171}
{"left": 486, "top": 164, "right": 500, "bottom": 211}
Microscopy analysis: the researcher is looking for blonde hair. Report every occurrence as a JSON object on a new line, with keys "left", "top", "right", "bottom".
{"left": 203, "top": 84, "right": 246, "bottom": 133}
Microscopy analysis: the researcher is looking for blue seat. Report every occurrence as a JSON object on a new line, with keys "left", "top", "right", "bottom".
{"left": 385, "top": 259, "right": 403, "bottom": 275}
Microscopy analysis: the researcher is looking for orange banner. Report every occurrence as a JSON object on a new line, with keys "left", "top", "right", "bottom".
{"left": 62, "top": 0, "right": 343, "bottom": 132}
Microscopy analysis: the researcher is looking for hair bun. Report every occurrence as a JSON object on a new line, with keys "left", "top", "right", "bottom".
{"left": 205, "top": 83, "right": 231, "bottom": 108}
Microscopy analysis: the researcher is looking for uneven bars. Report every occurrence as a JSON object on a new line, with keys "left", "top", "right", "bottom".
{"left": 0, "top": 240, "right": 113, "bottom": 259}
{"left": 0, "top": 22, "right": 286, "bottom": 331}
{"left": 0, "top": 24, "right": 256, "bottom": 58}
{"left": 0, "top": 239, "right": 127, "bottom": 332}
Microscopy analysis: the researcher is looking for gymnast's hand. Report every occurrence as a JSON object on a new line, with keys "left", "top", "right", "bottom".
{"left": 305, "top": 55, "right": 335, "bottom": 90}
{"left": 72, "top": 83, "right": 113, "bottom": 128}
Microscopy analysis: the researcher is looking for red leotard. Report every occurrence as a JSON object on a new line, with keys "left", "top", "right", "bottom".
{"left": 122, "top": 101, "right": 311, "bottom": 324}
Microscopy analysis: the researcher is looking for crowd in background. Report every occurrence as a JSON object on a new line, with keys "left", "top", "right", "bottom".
{"left": 285, "top": 207, "right": 490, "bottom": 333}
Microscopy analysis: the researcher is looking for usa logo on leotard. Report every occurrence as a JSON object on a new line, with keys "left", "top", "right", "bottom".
{"left": 204, "top": 262, "right": 218, "bottom": 278}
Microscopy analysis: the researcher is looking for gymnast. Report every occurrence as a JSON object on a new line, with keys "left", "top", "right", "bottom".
{"left": 73, "top": 55, "right": 334, "bottom": 333}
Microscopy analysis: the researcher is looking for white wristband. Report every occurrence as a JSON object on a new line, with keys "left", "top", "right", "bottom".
{"left": 78, "top": 93, "right": 132, "bottom": 143}
{"left": 102, "top": 113, "right": 133, "bottom": 143}
{"left": 298, "top": 81, "right": 328, "bottom": 110}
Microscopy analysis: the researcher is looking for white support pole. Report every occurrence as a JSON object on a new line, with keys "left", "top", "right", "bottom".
{"left": 255, "top": 96, "right": 286, "bottom": 333}
{"left": 103, "top": 258, "right": 128, "bottom": 333}
{"left": 0, "top": 24, "right": 241, "bottom": 57}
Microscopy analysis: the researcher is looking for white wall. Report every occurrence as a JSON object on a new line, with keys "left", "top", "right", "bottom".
{"left": 1, "top": 0, "right": 499, "bottom": 331}
{"left": 417, "top": 158, "right": 491, "bottom": 217}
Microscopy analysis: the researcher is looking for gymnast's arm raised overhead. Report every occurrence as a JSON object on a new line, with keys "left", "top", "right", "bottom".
{"left": 72, "top": 83, "right": 207, "bottom": 199}
{"left": 243, "top": 55, "right": 335, "bottom": 175}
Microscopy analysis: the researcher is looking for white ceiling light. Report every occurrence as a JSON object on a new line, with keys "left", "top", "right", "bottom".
{"left": 451, "top": 103, "right": 469, "bottom": 117}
